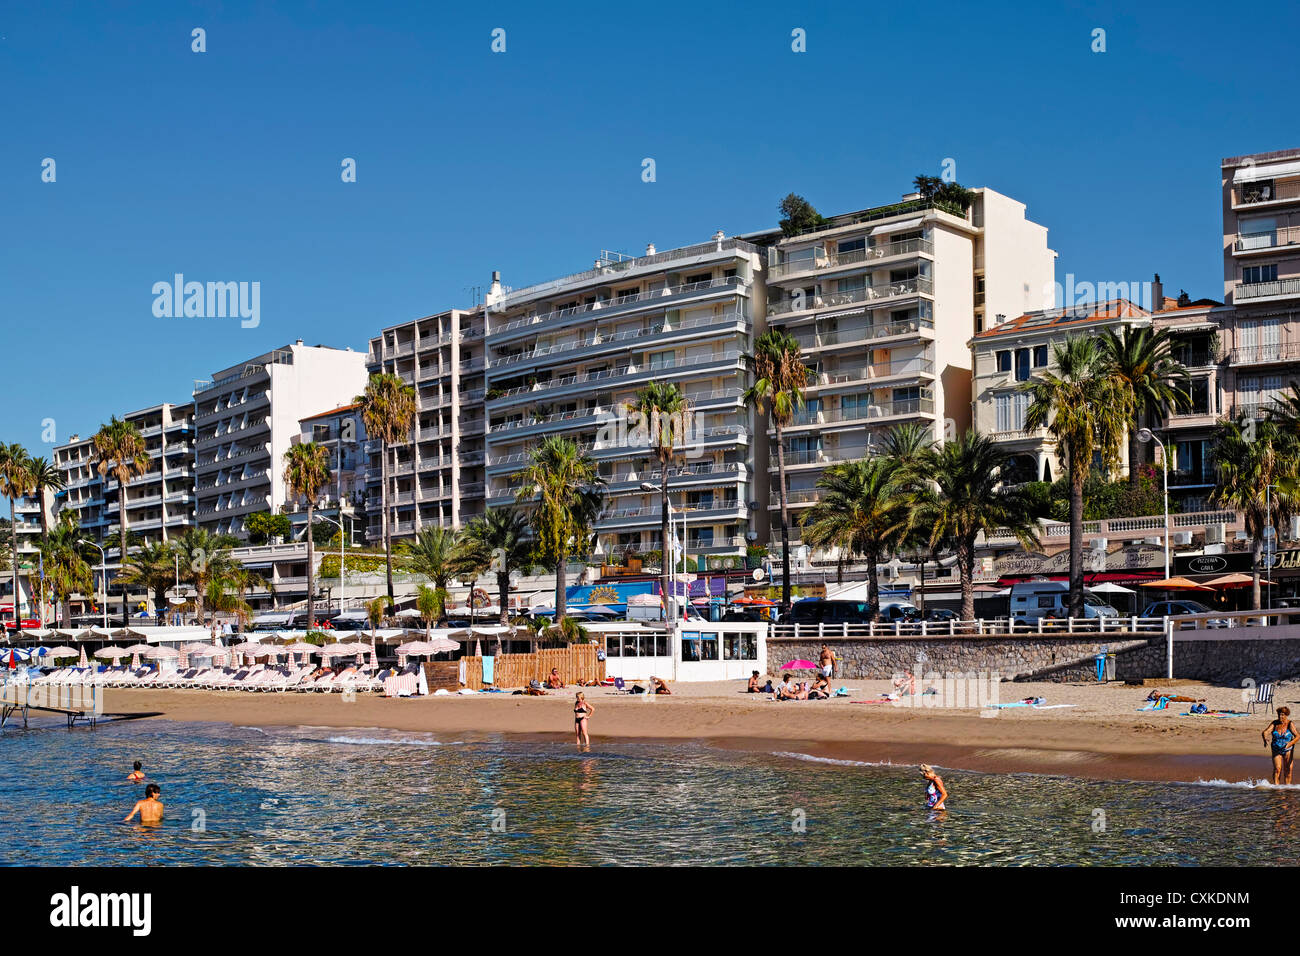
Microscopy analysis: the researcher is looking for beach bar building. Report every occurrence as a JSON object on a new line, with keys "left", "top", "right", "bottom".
{"left": 589, "top": 621, "right": 765, "bottom": 682}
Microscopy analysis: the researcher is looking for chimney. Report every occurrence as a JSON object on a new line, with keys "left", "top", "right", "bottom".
{"left": 295, "top": 338, "right": 304, "bottom": 346}
{"left": 1178, "top": 289, "right": 1191, "bottom": 307}
{"left": 489, "top": 271, "right": 502, "bottom": 297}
{"left": 645, "top": 243, "right": 656, "bottom": 256}
{"left": 1151, "top": 273, "right": 1163, "bottom": 311}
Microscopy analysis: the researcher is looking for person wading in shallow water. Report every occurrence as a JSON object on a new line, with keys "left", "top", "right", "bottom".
{"left": 127, "top": 761, "right": 144, "bottom": 783}
{"left": 920, "top": 765, "right": 948, "bottom": 810}
{"left": 124, "top": 783, "right": 164, "bottom": 824}
{"left": 574, "top": 692, "right": 594, "bottom": 750}
{"left": 1263, "top": 706, "right": 1297, "bottom": 785}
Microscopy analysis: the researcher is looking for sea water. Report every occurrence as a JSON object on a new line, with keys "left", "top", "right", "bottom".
{"left": 0, "top": 718, "right": 1295, "bottom": 866}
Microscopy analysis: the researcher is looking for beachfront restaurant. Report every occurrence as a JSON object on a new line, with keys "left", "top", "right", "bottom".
{"left": 589, "top": 621, "right": 765, "bottom": 683}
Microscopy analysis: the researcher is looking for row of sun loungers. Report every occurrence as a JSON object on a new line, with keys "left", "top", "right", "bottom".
{"left": 29, "top": 664, "right": 399, "bottom": 694}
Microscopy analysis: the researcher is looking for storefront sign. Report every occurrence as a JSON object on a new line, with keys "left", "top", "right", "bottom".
{"left": 994, "top": 545, "right": 1163, "bottom": 577}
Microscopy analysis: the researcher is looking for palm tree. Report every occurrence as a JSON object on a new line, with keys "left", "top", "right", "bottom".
{"left": 1023, "top": 338, "right": 1132, "bottom": 617}
{"left": 172, "top": 527, "right": 240, "bottom": 627}
{"left": 356, "top": 373, "right": 417, "bottom": 613}
{"left": 205, "top": 575, "right": 253, "bottom": 637}
{"left": 38, "top": 513, "right": 93, "bottom": 627}
{"left": 91, "top": 416, "right": 150, "bottom": 626}
{"left": 25, "top": 457, "right": 65, "bottom": 545}
{"left": 0, "top": 445, "right": 33, "bottom": 627}
{"left": 922, "top": 431, "right": 1039, "bottom": 621}
{"left": 744, "top": 329, "right": 811, "bottom": 613}
{"left": 284, "top": 441, "right": 333, "bottom": 630}
{"left": 399, "top": 526, "right": 463, "bottom": 625}
{"left": 462, "top": 506, "right": 534, "bottom": 624}
{"left": 118, "top": 541, "right": 179, "bottom": 621}
{"left": 1209, "top": 417, "right": 1300, "bottom": 610}
{"left": 799, "top": 457, "right": 910, "bottom": 620}
{"left": 416, "top": 583, "right": 440, "bottom": 638}
{"left": 628, "top": 382, "right": 689, "bottom": 620}
{"left": 366, "top": 595, "right": 386, "bottom": 637}
{"left": 515, "top": 435, "right": 604, "bottom": 622}
{"left": 1100, "top": 325, "right": 1190, "bottom": 488}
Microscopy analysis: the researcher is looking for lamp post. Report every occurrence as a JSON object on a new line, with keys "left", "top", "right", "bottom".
{"left": 642, "top": 476, "right": 689, "bottom": 623}
{"left": 1137, "top": 428, "right": 1170, "bottom": 580}
{"left": 1266, "top": 483, "right": 1279, "bottom": 612}
{"left": 315, "top": 513, "right": 348, "bottom": 612}
{"left": 79, "top": 540, "right": 107, "bottom": 629}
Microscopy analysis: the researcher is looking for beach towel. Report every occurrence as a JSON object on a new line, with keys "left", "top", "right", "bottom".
{"left": 1137, "top": 697, "right": 1170, "bottom": 711}
{"left": 1179, "top": 710, "right": 1245, "bottom": 718}
{"left": 482, "top": 656, "right": 494, "bottom": 685}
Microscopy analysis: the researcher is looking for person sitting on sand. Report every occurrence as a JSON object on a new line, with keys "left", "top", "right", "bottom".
{"left": 775, "top": 673, "right": 796, "bottom": 700}
{"left": 809, "top": 676, "right": 831, "bottom": 700}
{"left": 650, "top": 676, "right": 671, "bottom": 696}
{"left": 1264, "top": 705, "right": 1298, "bottom": 785}
{"left": 920, "top": 765, "right": 947, "bottom": 811}
{"left": 545, "top": 668, "right": 564, "bottom": 689}
{"left": 747, "top": 671, "right": 764, "bottom": 693}
{"left": 124, "top": 783, "right": 164, "bottom": 824}
{"left": 128, "top": 761, "right": 144, "bottom": 783}
{"left": 893, "top": 670, "right": 916, "bottom": 696}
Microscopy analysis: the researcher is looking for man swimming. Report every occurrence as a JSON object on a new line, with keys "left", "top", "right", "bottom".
{"left": 124, "top": 783, "right": 164, "bottom": 824}
{"left": 127, "top": 761, "right": 144, "bottom": 783}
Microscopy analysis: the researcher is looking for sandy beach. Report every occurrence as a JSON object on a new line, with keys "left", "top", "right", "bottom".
{"left": 99, "top": 677, "right": 1292, "bottom": 785}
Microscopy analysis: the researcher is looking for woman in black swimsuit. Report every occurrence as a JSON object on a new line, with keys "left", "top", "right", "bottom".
{"left": 574, "top": 692, "right": 593, "bottom": 749}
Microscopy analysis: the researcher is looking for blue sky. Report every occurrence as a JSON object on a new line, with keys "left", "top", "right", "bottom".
{"left": 3, "top": 0, "right": 1297, "bottom": 454}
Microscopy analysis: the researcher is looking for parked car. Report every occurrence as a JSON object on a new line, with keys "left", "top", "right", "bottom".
{"left": 925, "top": 607, "right": 958, "bottom": 623}
{"left": 1010, "top": 580, "right": 1119, "bottom": 621}
{"left": 1141, "top": 600, "right": 1234, "bottom": 628}
{"left": 787, "top": 599, "right": 874, "bottom": 626}
{"left": 878, "top": 601, "right": 922, "bottom": 623}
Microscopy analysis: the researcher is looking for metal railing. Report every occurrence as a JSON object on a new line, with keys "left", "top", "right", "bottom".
{"left": 1236, "top": 277, "right": 1300, "bottom": 301}
{"left": 768, "top": 277, "right": 933, "bottom": 317}
{"left": 1231, "top": 342, "right": 1300, "bottom": 364}
{"left": 493, "top": 275, "right": 750, "bottom": 335}
{"left": 771, "top": 617, "right": 1168, "bottom": 639}
{"left": 487, "top": 311, "right": 747, "bottom": 370}
{"left": 1235, "top": 225, "right": 1300, "bottom": 251}
{"left": 769, "top": 238, "right": 934, "bottom": 280}
{"left": 784, "top": 396, "right": 935, "bottom": 428}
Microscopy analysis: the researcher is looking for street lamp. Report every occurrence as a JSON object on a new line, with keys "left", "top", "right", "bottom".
{"left": 642, "top": 476, "right": 688, "bottom": 623}
{"left": 79, "top": 540, "right": 108, "bottom": 629}
{"left": 315, "top": 513, "right": 349, "bottom": 612}
{"left": 1136, "top": 428, "right": 1170, "bottom": 580}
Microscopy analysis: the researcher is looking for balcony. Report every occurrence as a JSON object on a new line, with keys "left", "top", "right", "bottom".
{"left": 487, "top": 350, "right": 744, "bottom": 408}
{"left": 1234, "top": 225, "right": 1300, "bottom": 255}
{"left": 1233, "top": 180, "right": 1300, "bottom": 209}
{"left": 782, "top": 397, "right": 936, "bottom": 431}
{"left": 790, "top": 318, "right": 933, "bottom": 352}
{"left": 1236, "top": 277, "right": 1300, "bottom": 303}
{"left": 769, "top": 237, "right": 934, "bottom": 282}
{"left": 1231, "top": 342, "right": 1300, "bottom": 365}
{"left": 808, "top": 356, "right": 936, "bottom": 390}
{"left": 768, "top": 277, "right": 933, "bottom": 317}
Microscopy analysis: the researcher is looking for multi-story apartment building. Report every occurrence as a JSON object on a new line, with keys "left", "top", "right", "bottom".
{"left": 365, "top": 308, "right": 487, "bottom": 541}
{"left": 481, "top": 237, "right": 764, "bottom": 562}
{"left": 1220, "top": 149, "right": 1300, "bottom": 423}
{"left": 54, "top": 402, "right": 196, "bottom": 554}
{"left": 1, "top": 493, "right": 53, "bottom": 621}
{"left": 289, "top": 403, "right": 369, "bottom": 543}
{"left": 192, "top": 341, "right": 368, "bottom": 540}
{"left": 763, "top": 188, "right": 1055, "bottom": 527}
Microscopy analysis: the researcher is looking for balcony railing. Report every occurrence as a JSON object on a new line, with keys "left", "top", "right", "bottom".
{"left": 791, "top": 318, "right": 933, "bottom": 351}
{"left": 1235, "top": 225, "right": 1300, "bottom": 252}
{"left": 1235, "top": 181, "right": 1300, "bottom": 206}
{"left": 1231, "top": 342, "right": 1300, "bottom": 365}
{"left": 492, "top": 275, "right": 749, "bottom": 335}
{"left": 487, "top": 311, "right": 747, "bottom": 370}
{"left": 811, "top": 357, "right": 935, "bottom": 387}
{"left": 768, "top": 277, "right": 933, "bottom": 317}
{"left": 1236, "top": 277, "right": 1300, "bottom": 301}
{"left": 487, "top": 350, "right": 743, "bottom": 404}
{"left": 769, "top": 238, "right": 934, "bottom": 280}
{"left": 785, "top": 397, "right": 936, "bottom": 428}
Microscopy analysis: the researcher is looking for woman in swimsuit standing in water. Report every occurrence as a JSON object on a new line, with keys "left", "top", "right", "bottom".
{"left": 1263, "top": 705, "right": 1297, "bottom": 785}
{"left": 574, "top": 691, "right": 593, "bottom": 750}
{"left": 920, "top": 764, "right": 948, "bottom": 810}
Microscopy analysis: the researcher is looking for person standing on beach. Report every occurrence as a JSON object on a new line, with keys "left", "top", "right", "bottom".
{"left": 819, "top": 644, "right": 836, "bottom": 679}
{"left": 920, "top": 765, "right": 947, "bottom": 810}
{"left": 574, "top": 692, "right": 593, "bottom": 750}
{"left": 124, "top": 784, "right": 164, "bottom": 824}
{"left": 1263, "top": 706, "right": 1297, "bottom": 785}
{"left": 127, "top": 761, "right": 144, "bottom": 783}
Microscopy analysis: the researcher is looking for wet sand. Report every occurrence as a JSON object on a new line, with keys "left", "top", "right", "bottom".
{"left": 99, "top": 677, "right": 1293, "bottom": 784}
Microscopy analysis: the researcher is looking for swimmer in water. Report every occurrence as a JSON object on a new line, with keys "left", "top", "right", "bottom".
{"left": 920, "top": 764, "right": 947, "bottom": 810}
{"left": 128, "top": 761, "right": 144, "bottom": 783}
{"left": 124, "top": 783, "right": 164, "bottom": 825}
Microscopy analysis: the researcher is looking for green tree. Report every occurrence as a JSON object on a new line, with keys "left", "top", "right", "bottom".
{"left": 118, "top": 541, "right": 179, "bottom": 620}
{"left": 172, "top": 527, "right": 240, "bottom": 627}
{"left": 921, "top": 431, "right": 1039, "bottom": 621}
{"left": 0, "top": 445, "right": 33, "bottom": 624}
{"left": 91, "top": 416, "right": 150, "bottom": 626}
{"left": 246, "top": 511, "right": 291, "bottom": 545}
{"left": 778, "top": 193, "right": 827, "bottom": 236}
{"left": 416, "top": 583, "right": 440, "bottom": 637}
{"left": 515, "top": 435, "right": 604, "bottom": 622}
{"left": 462, "top": 506, "right": 534, "bottom": 624}
{"left": 628, "top": 382, "right": 689, "bottom": 622}
{"left": 800, "top": 457, "right": 910, "bottom": 620}
{"left": 1100, "top": 325, "right": 1190, "bottom": 488}
{"left": 1209, "top": 417, "right": 1300, "bottom": 610}
{"left": 399, "top": 527, "right": 465, "bottom": 625}
{"left": 25, "top": 456, "right": 65, "bottom": 545}
{"left": 744, "top": 329, "right": 811, "bottom": 613}
{"left": 284, "top": 441, "right": 333, "bottom": 629}
{"left": 38, "top": 513, "right": 93, "bottom": 627}
{"left": 1023, "top": 337, "right": 1132, "bottom": 617}
{"left": 357, "top": 373, "right": 417, "bottom": 612}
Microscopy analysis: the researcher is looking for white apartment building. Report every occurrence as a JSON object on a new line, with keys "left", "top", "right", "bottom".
{"left": 761, "top": 188, "right": 1055, "bottom": 532}
{"left": 365, "top": 308, "right": 487, "bottom": 540}
{"left": 481, "top": 237, "right": 765, "bottom": 563}
{"left": 193, "top": 341, "right": 368, "bottom": 539}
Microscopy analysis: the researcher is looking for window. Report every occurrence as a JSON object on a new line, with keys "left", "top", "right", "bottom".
{"left": 837, "top": 237, "right": 866, "bottom": 256}
{"left": 688, "top": 528, "right": 715, "bottom": 549}
{"left": 723, "top": 633, "right": 758, "bottom": 660}
{"left": 1015, "top": 348, "right": 1031, "bottom": 382}
{"left": 837, "top": 275, "right": 866, "bottom": 294}
{"left": 997, "top": 350, "right": 1012, "bottom": 373}
{"left": 995, "top": 392, "right": 1030, "bottom": 432}
{"left": 685, "top": 272, "right": 712, "bottom": 285}
{"left": 1243, "top": 264, "right": 1278, "bottom": 285}
{"left": 681, "top": 631, "right": 719, "bottom": 661}
{"left": 1033, "top": 345, "right": 1048, "bottom": 367}
{"left": 842, "top": 393, "right": 871, "bottom": 416}
{"left": 649, "top": 350, "right": 676, "bottom": 370}
{"left": 312, "top": 424, "right": 331, "bottom": 442}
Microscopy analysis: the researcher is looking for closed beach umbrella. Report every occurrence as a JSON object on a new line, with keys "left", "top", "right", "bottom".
{"left": 78, "top": 645, "right": 88, "bottom": 667}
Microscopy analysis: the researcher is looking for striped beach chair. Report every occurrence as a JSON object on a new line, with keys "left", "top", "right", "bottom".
{"left": 1250, "top": 682, "right": 1276, "bottom": 715}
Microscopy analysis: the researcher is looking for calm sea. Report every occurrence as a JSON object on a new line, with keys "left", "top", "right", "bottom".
{"left": 0, "top": 717, "right": 1294, "bottom": 866}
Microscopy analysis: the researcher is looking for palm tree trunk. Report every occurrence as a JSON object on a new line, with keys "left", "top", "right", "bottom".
{"left": 660, "top": 460, "right": 670, "bottom": 625}
{"left": 958, "top": 540, "right": 975, "bottom": 622}
{"left": 1068, "top": 471, "right": 1085, "bottom": 618}
{"left": 1251, "top": 533, "right": 1264, "bottom": 611}
{"left": 497, "top": 570, "right": 510, "bottom": 625}
{"left": 917, "top": 554, "right": 927, "bottom": 617}
{"left": 775, "top": 422, "right": 792, "bottom": 613}
{"left": 1128, "top": 415, "right": 1142, "bottom": 489}
{"left": 305, "top": 501, "right": 316, "bottom": 630}
{"left": 118, "top": 473, "right": 129, "bottom": 627}
{"left": 9, "top": 499, "right": 19, "bottom": 627}
{"left": 382, "top": 446, "right": 394, "bottom": 611}
{"left": 555, "top": 555, "right": 567, "bottom": 622}
{"left": 866, "top": 547, "right": 881, "bottom": 621}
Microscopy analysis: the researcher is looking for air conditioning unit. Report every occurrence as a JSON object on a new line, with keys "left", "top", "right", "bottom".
{"left": 1205, "top": 523, "right": 1226, "bottom": 545}
{"left": 1089, "top": 537, "right": 1108, "bottom": 551}
{"left": 1144, "top": 536, "right": 1164, "bottom": 547}
{"left": 1291, "top": 516, "right": 1300, "bottom": 541}
{"left": 1172, "top": 531, "right": 1193, "bottom": 546}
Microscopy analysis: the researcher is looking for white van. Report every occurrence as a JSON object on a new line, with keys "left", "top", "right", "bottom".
{"left": 1009, "top": 581, "right": 1119, "bottom": 621}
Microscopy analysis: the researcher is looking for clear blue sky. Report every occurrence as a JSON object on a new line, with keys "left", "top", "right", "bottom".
{"left": 3, "top": 0, "right": 1297, "bottom": 455}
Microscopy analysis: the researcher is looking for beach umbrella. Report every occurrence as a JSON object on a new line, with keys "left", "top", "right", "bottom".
{"left": 394, "top": 608, "right": 421, "bottom": 619}
{"left": 1201, "top": 573, "right": 1269, "bottom": 590}
{"left": 96, "top": 646, "right": 130, "bottom": 660}
{"left": 46, "top": 645, "right": 80, "bottom": 659}
{"left": 145, "top": 646, "right": 178, "bottom": 659}
{"left": 1140, "top": 576, "right": 1213, "bottom": 591}
{"left": 782, "top": 659, "right": 818, "bottom": 670}
{"left": 78, "top": 645, "right": 88, "bottom": 667}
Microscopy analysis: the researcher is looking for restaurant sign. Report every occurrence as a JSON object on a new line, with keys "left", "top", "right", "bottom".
{"left": 994, "top": 544, "right": 1164, "bottom": 577}
{"left": 1174, "top": 549, "right": 1300, "bottom": 575}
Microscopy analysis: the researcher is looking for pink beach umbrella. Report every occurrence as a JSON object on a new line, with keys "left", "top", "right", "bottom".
{"left": 78, "top": 645, "right": 88, "bottom": 667}
{"left": 782, "top": 659, "right": 818, "bottom": 670}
